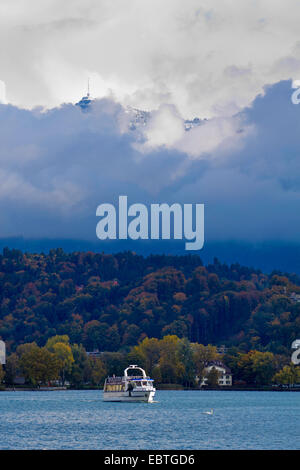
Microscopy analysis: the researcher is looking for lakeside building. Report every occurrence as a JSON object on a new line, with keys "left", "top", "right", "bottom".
{"left": 13, "top": 376, "right": 25, "bottom": 385}
{"left": 86, "top": 349, "right": 102, "bottom": 359}
{"left": 290, "top": 292, "right": 300, "bottom": 303}
{"left": 199, "top": 360, "right": 233, "bottom": 387}
{"left": 216, "top": 345, "right": 228, "bottom": 354}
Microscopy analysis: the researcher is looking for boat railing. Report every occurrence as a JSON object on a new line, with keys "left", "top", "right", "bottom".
{"left": 106, "top": 376, "right": 124, "bottom": 384}
{"left": 106, "top": 375, "right": 151, "bottom": 383}
{"left": 126, "top": 375, "right": 151, "bottom": 380}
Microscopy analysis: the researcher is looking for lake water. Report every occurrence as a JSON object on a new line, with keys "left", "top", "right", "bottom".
{"left": 0, "top": 390, "right": 299, "bottom": 450}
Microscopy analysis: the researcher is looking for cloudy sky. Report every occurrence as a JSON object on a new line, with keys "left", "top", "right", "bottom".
{"left": 0, "top": 0, "right": 299, "bottom": 248}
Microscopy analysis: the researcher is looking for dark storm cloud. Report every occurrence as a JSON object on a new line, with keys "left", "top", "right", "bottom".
{"left": 0, "top": 80, "right": 298, "bottom": 243}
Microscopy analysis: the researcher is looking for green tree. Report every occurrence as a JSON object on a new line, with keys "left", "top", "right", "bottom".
{"left": 88, "top": 357, "right": 106, "bottom": 386}
{"left": 236, "top": 350, "right": 277, "bottom": 386}
{"left": 51, "top": 342, "right": 74, "bottom": 385}
{"left": 4, "top": 353, "right": 19, "bottom": 385}
{"left": 249, "top": 350, "right": 276, "bottom": 386}
{"left": 68, "top": 343, "right": 89, "bottom": 387}
{"left": 205, "top": 367, "right": 221, "bottom": 387}
{"left": 129, "top": 337, "right": 160, "bottom": 376}
{"left": 157, "top": 335, "right": 183, "bottom": 384}
{"left": 16, "top": 342, "right": 38, "bottom": 358}
{"left": 162, "top": 320, "right": 188, "bottom": 338}
{"left": 176, "top": 338, "right": 196, "bottom": 387}
{"left": 45, "top": 335, "right": 70, "bottom": 349}
{"left": 192, "top": 344, "right": 219, "bottom": 380}
{"left": 19, "top": 346, "right": 61, "bottom": 386}
{"left": 45, "top": 335, "right": 74, "bottom": 385}
{"left": 273, "top": 364, "right": 300, "bottom": 386}
{"left": 0, "top": 364, "right": 5, "bottom": 385}
{"left": 83, "top": 321, "right": 110, "bottom": 351}
{"left": 102, "top": 352, "right": 128, "bottom": 377}
{"left": 122, "top": 324, "right": 142, "bottom": 346}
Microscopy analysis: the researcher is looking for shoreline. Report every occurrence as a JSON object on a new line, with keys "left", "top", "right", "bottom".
{"left": 2, "top": 386, "right": 299, "bottom": 392}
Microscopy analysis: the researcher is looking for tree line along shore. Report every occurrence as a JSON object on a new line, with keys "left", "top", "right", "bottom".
{"left": 0, "top": 248, "right": 299, "bottom": 389}
{"left": 1, "top": 334, "right": 300, "bottom": 390}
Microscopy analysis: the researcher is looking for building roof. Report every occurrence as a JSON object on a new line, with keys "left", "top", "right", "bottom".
{"left": 205, "top": 360, "right": 232, "bottom": 375}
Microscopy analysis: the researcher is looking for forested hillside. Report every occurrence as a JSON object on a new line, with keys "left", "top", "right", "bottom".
{"left": 0, "top": 248, "right": 299, "bottom": 355}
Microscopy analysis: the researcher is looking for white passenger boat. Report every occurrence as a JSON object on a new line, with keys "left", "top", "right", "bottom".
{"left": 103, "top": 365, "right": 156, "bottom": 402}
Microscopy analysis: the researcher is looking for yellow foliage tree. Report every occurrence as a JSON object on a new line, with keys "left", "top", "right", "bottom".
{"left": 273, "top": 364, "right": 300, "bottom": 386}
{"left": 19, "top": 346, "right": 61, "bottom": 386}
{"left": 51, "top": 342, "right": 74, "bottom": 384}
{"left": 130, "top": 337, "right": 160, "bottom": 376}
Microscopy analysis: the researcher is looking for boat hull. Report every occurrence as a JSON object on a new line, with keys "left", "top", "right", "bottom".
{"left": 103, "top": 390, "right": 155, "bottom": 403}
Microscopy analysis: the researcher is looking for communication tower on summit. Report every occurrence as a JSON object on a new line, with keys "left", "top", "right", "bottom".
{"left": 76, "top": 77, "right": 92, "bottom": 110}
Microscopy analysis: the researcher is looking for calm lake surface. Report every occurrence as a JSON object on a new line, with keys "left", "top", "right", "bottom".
{"left": 0, "top": 390, "right": 299, "bottom": 450}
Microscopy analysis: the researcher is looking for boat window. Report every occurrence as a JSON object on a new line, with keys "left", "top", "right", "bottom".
{"left": 135, "top": 381, "right": 141, "bottom": 386}
{"left": 142, "top": 381, "right": 147, "bottom": 386}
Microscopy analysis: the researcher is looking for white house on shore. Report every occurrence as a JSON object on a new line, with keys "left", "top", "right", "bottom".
{"left": 199, "top": 360, "right": 232, "bottom": 387}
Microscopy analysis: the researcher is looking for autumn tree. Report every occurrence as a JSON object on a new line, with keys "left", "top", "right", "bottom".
{"left": 46, "top": 336, "right": 74, "bottom": 385}
{"left": 205, "top": 367, "right": 221, "bottom": 387}
{"left": 19, "top": 346, "right": 61, "bottom": 386}
{"left": 88, "top": 357, "right": 106, "bottom": 386}
{"left": 234, "top": 350, "right": 277, "bottom": 386}
{"left": 192, "top": 344, "right": 219, "bottom": 380}
{"left": 273, "top": 364, "right": 300, "bottom": 386}
{"left": 156, "top": 335, "right": 184, "bottom": 384}
{"left": 16, "top": 342, "right": 38, "bottom": 358}
{"left": 129, "top": 337, "right": 160, "bottom": 376}
{"left": 83, "top": 321, "right": 110, "bottom": 351}
{"left": 45, "top": 335, "right": 70, "bottom": 349}
{"left": 250, "top": 351, "right": 276, "bottom": 385}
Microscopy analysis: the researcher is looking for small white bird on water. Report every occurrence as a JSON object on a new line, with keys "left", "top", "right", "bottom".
{"left": 203, "top": 409, "right": 214, "bottom": 415}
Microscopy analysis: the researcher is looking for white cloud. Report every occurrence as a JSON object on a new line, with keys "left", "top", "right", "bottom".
{"left": 0, "top": 1, "right": 299, "bottom": 243}
{"left": 135, "top": 104, "right": 253, "bottom": 159}
{"left": 0, "top": 81, "right": 298, "bottom": 241}
{"left": 0, "top": 81, "right": 6, "bottom": 104}
{"left": 175, "top": 115, "right": 253, "bottom": 159}
{"left": 136, "top": 104, "right": 184, "bottom": 151}
{"left": 1, "top": 0, "right": 300, "bottom": 119}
